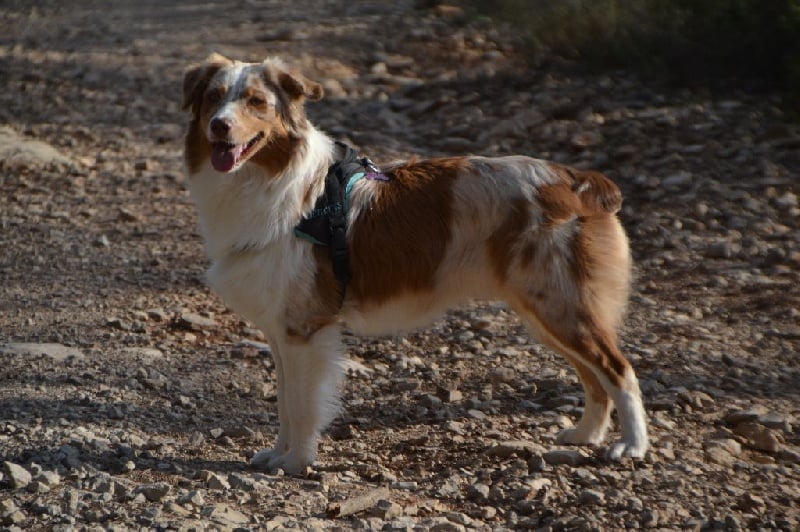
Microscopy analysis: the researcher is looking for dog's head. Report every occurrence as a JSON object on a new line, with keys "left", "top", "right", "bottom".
{"left": 182, "top": 53, "right": 323, "bottom": 173}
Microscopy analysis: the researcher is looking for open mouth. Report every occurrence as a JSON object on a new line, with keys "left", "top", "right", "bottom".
{"left": 210, "top": 132, "right": 265, "bottom": 173}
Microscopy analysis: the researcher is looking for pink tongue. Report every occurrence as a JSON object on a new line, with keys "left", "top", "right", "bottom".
{"left": 211, "top": 144, "right": 244, "bottom": 173}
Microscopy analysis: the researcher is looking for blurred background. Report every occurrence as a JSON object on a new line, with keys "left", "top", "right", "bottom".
{"left": 462, "top": 0, "right": 800, "bottom": 109}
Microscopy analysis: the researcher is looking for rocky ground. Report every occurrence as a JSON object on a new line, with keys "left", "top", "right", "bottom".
{"left": 1, "top": 0, "right": 799, "bottom": 530}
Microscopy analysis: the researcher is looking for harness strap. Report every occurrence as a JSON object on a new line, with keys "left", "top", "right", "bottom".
{"left": 294, "top": 142, "right": 387, "bottom": 305}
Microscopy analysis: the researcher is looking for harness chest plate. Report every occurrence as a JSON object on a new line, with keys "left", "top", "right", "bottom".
{"left": 294, "top": 142, "right": 387, "bottom": 303}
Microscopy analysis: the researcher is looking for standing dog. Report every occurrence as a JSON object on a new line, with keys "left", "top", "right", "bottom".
{"left": 182, "top": 54, "right": 648, "bottom": 473}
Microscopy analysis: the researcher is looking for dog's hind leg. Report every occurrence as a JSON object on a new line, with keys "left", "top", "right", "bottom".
{"left": 253, "top": 325, "right": 345, "bottom": 474}
{"left": 507, "top": 211, "right": 647, "bottom": 458}
{"left": 517, "top": 304, "right": 648, "bottom": 459}
{"left": 556, "top": 356, "right": 613, "bottom": 445}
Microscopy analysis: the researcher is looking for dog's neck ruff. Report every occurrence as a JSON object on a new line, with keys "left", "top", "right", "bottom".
{"left": 294, "top": 141, "right": 388, "bottom": 303}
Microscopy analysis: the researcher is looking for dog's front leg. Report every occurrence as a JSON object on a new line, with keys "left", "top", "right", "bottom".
{"left": 252, "top": 325, "right": 344, "bottom": 474}
{"left": 251, "top": 340, "right": 290, "bottom": 467}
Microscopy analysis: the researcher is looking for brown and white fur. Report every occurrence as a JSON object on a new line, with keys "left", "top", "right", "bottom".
{"left": 182, "top": 53, "right": 648, "bottom": 474}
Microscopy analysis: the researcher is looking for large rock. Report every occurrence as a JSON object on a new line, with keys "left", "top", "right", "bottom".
{"left": 1, "top": 343, "right": 85, "bottom": 362}
{"left": 2, "top": 462, "right": 32, "bottom": 489}
{"left": 0, "top": 126, "right": 72, "bottom": 167}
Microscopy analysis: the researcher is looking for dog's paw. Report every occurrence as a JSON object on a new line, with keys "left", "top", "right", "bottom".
{"left": 250, "top": 447, "right": 284, "bottom": 467}
{"left": 266, "top": 452, "right": 313, "bottom": 475}
{"left": 605, "top": 439, "right": 648, "bottom": 461}
{"left": 250, "top": 447, "right": 313, "bottom": 475}
{"left": 556, "top": 427, "right": 605, "bottom": 446}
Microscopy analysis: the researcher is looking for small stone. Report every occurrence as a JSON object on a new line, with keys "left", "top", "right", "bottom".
{"left": 56, "top": 444, "right": 82, "bottom": 468}
{"left": 209, "top": 427, "right": 225, "bottom": 439}
{"left": 437, "top": 387, "right": 463, "bottom": 403}
{"left": 570, "top": 131, "right": 603, "bottom": 149}
{"left": 2, "top": 462, "right": 31, "bottom": 489}
{"left": 486, "top": 440, "right": 543, "bottom": 458}
{"left": 430, "top": 522, "right": 466, "bottom": 532}
{"left": 265, "top": 516, "right": 294, "bottom": 530}
{"left": 189, "top": 431, "right": 205, "bottom": 446}
{"left": 206, "top": 473, "right": 231, "bottom": 490}
{"left": 0, "top": 499, "right": 17, "bottom": 514}
{"left": 662, "top": 171, "right": 693, "bottom": 188}
{"left": 488, "top": 485, "right": 504, "bottom": 503}
{"left": 706, "top": 438, "right": 742, "bottom": 456}
{"left": 527, "top": 477, "right": 552, "bottom": 496}
{"left": 778, "top": 446, "right": 800, "bottom": 463}
{"left": 62, "top": 489, "right": 79, "bottom": 514}
{"left": 35, "top": 470, "right": 60, "bottom": 488}
{"left": 146, "top": 308, "right": 168, "bottom": 322}
{"left": 739, "top": 492, "right": 766, "bottom": 511}
{"left": 774, "top": 191, "right": 798, "bottom": 209}
{"left": 106, "top": 317, "right": 131, "bottom": 331}
{"left": 372, "top": 499, "right": 403, "bottom": 519}
{"left": 94, "top": 477, "right": 115, "bottom": 495}
{"left": 489, "top": 367, "right": 516, "bottom": 385}
{"left": 467, "top": 483, "right": 490, "bottom": 502}
{"left": 704, "top": 446, "right": 737, "bottom": 467}
{"left": 527, "top": 454, "right": 546, "bottom": 472}
{"left": 467, "top": 409, "right": 488, "bottom": 420}
{"left": 757, "top": 413, "right": 794, "bottom": 433}
{"left": 444, "top": 511, "right": 472, "bottom": 526}
{"left": 724, "top": 406, "right": 768, "bottom": 425}
{"left": 201, "top": 503, "right": 250, "bottom": 526}
{"left": 543, "top": 449, "right": 589, "bottom": 466}
{"left": 179, "top": 312, "right": 218, "bottom": 331}
{"left": 733, "top": 422, "right": 783, "bottom": 452}
{"left": 229, "top": 473, "right": 258, "bottom": 491}
{"left": 444, "top": 420, "right": 464, "bottom": 434}
{"left": 112, "top": 479, "right": 132, "bottom": 498}
{"left": 435, "top": 4, "right": 464, "bottom": 17}
{"left": 118, "top": 208, "right": 140, "bottom": 222}
{"left": 178, "top": 490, "right": 205, "bottom": 507}
{"left": 137, "top": 482, "right": 170, "bottom": 502}
{"left": 177, "top": 395, "right": 195, "bottom": 408}
{"left": 677, "top": 390, "right": 715, "bottom": 410}
{"left": 225, "top": 425, "right": 257, "bottom": 439}
{"left": 724, "top": 514, "right": 742, "bottom": 531}
{"left": 1, "top": 509, "right": 26, "bottom": 526}
{"left": 578, "top": 489, "right": 605, "bottom": 505}
{"left": 705, "top": 240, "right": 739, "bottom": 259}
{"left": 641, "top": 508, "right": 660, "bottom": 527}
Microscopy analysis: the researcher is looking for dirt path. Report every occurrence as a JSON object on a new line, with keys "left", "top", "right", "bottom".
{"left": 1, "top": 1, "right": 799, "bottom": 530}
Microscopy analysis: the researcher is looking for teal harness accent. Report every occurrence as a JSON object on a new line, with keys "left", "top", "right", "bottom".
{"left": 344, "top": 172, "right": 365, "bottom": 213}
{"left": 293, "top": 143, "right": 386, "bottom": 303}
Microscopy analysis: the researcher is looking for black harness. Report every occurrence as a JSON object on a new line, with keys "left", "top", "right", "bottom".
{"left": 294, "top": 142, "right": 385, "bottom": 303}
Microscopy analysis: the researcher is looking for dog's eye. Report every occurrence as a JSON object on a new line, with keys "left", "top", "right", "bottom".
{"left": 248, "top": 96, "right": 266, "bottom": 108}
{"left": 206, "top": 90, "right": 223, "bottom": 104}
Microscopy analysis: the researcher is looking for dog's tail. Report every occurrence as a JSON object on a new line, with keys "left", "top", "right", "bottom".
{"left": 550, "top": 164, "right": 622, "bottom": 215}
{"left": 572, "top": 170, "right": 622, "bottom": 215}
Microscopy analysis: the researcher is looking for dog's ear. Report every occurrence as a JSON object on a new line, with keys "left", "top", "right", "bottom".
{"left": 276, "top": 70, "right": 324, "bottom": 102}
{"left": 182, "top": 53, "right": 231, "bottom": 114}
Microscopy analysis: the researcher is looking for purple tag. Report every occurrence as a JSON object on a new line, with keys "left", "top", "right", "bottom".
{"left": 365, "top": 172, "right": 390, "bottom": 181}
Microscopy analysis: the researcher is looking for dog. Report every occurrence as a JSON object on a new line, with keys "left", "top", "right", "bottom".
{"left": 181, "top": 53, "right": 648, "bottom": 473}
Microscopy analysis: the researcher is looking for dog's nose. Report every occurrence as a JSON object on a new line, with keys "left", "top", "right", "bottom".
{"left": 210, "top": 117, "right": 231, "bottom": 137}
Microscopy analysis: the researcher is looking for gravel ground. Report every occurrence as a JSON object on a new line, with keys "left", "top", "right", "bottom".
{"left": 1, "top": 1, "right": 799, "bottom": 530}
